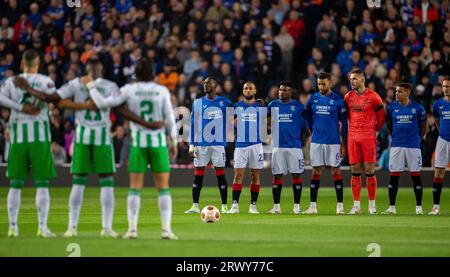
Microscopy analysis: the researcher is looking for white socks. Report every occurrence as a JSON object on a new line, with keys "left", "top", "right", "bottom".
{"left": 7, "top": 188, "right": 21, "bottom": 232}
{"left": 36, "top": 188, "right": 50, "bottom": 230}
{"left": 354, "top": 200, "right": 361, "bottom": 208}
{"left": 68, "top": 185, "right": 85, "bottom": 230}
{"left": 8, "top": 186, "right": 50, "bottom": 232}
{"left": 158, "top": 190, "right": 172, "bottom": 233}
{"left": 369, "top": 200, "right": 376, "bottom": 209}
{"left": 101, "top": 187, "right": 115, "bottom": 230}
{"left": 127, "top": 191, "right": 141, "bottom": 231}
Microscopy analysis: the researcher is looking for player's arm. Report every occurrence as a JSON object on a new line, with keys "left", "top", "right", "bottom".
{"left": 162, "top": 90, "right": 178, "bottom": 160}
{"left": 88, "top": 86, "right": 124, "bottom": 108}
{"left": 266, "top": 102, "right": 272, "bottom": 135}
{"left": 420, "top": 120, "right": 426, "bottom": 137}
{"left": 385, "top": 105, "right": 392, "bottom": 135}
{"left": 114, "top": 104, "right": 163, "bottom": 130}
{"left": 57, "top": 98, "right": 97, "bottom": 110}
{"left": 301, "top": 124, "right": 310, "bottom": 146}
{"left": 433, "top": 103, "right": 440, "bottom": 130}
{"left": 189, "top": 100, "right": 197, "bottom": 157}
{"left": 13, "top": 76, "right": 61, "bottom": 103}
{"left": 419, "top": 107, "right": 426, "bottom": 137}
{"left": 339, "top": 105, "right": 348, "bottom": 156}
{"left": 1, "top": 77, "right": 40, "bottom": 115}
{"left": 0, "top": 93, "right": 40, "bottom": 115}
{"left": 14, "top": 76, "right": 93, "bottom": 110}
{"left": 386, "top": 116, "right": 392, "bottom": 135}
{"left": 373, "top": 94, "right": 386, "bottom": 131}
{"left": 304, "top": 99, "right": 313, "bottom": 133}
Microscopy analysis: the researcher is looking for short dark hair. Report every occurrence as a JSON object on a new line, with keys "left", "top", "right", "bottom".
{"left": 85, "top": 58, "right": 103, "bottom": 77}
{"left": 444, "top": 76, "right": 450, "bottom": 82}
{"left": 397, "top": 82, "right": 413, "bottom": 92}
{"left": 349, "top": 68, "right": 365, "bottom": 76}
{"left": 135, "top": 58, "right": 154, "bottom": 81}
{"left": 206, "top": 76, "right": 218, "bottom": 83}
{"left": 244, "top": 81, "right": 256, "bottom": 87}
{"left": 279, "top": 80, "right": 296, "bottom": 90}
{"left": 22, "top": 49, "right": 39, "bottom": 67}
{"left": 317, "top": 72, "right": 331, "bottom": 80}
{"left": 86, "top": 58, "right": 101, "bottom": 66}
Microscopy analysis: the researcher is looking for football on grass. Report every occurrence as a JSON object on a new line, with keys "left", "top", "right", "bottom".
{"left": 201, "top": 205, "right": 220, "bottom": 223}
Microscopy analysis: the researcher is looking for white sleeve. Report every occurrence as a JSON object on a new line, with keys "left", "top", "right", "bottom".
{"left": 57, "top": 81, "right": 75, "bottom": 99}
{"left": 162, "top": 89, "right": 177, "bottom": 141}
{"left": 0, "top": 78, "right": 23, "bottom": 111}
{"left": 89, "top": 86, "right": 127, "bottom": 109}
{"left": 43, "top": 77, "right": 56, "bottom": 94}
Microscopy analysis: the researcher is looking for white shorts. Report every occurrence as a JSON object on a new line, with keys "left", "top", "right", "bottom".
{"left": 310, "top": 143, "right": 341, "bottom": 167}
{"left": 193, "top": 146, "right": 226, "bottom": 168}
{"left": 234, "top": 144, "right": 264, "bottom": 169}
{"left": 434, "top": 137, "right": 450, "bottom": 168}
{"left": 389, "top": 147, "right": 422, "bottom": 172}
{"left": 271, "top": 147, "right": 304, "bottom": 175}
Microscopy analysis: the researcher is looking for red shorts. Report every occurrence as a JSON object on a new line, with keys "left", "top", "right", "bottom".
{"left": 347, "top": 138, "right": 377, "bottom": 164}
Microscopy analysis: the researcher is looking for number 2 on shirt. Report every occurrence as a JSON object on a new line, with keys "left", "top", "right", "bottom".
{"left": 140, "top": 100, "right": 153, "bottom": 122}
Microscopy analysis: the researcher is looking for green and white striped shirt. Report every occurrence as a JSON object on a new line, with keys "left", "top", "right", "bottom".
{"left": 0, "top": 74, "right": 55, "bottom": 144}
{"left": 89, "top": 81, "right": 177, "bottom": 148}
{"left": 57, "top": 78, "right": 119, "bottom": 146}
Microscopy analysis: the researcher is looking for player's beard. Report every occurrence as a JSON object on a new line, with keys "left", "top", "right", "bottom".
{"left": 244, "top": 94, "right": 255, "bottom": 100}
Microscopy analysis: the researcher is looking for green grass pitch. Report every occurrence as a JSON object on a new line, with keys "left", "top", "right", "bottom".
{"left": 0, "top": 187, "right": 449, "bottom": 257}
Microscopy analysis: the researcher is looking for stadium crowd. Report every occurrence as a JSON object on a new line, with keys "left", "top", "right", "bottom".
{"left": 0, "top": 0, "right": 449, "bottom": 168}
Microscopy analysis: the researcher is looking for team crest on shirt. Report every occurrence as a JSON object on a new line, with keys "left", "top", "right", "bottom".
{"left": 330, "top": 99, "right": 334, "bottom": 105}
{"left": 291, "top": 105, "right": 295, "bottom": 111}
{"left": 220, "top": 101, "right": 224, "bottom": 107}
{"left": 411, "top": 108, "right": 416, "bottom": 114}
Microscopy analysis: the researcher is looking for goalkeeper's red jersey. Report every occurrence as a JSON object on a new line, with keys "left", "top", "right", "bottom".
{"left": 344, "top": 88, "right": 385, "bottom": 140}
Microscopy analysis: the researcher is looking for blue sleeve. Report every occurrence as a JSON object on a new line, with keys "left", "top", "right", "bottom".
{"left": 226, "top": 97, "right": 233, "bottom": 107}
{"left": 267, "top": 101, "right": 273, "bottom": 116}
{"left": 303, "top": 102, "right": 313, "bottom": 132}
{"left": 339, "top": 101, "right": 348, "bottom": 140}
{"left": 386, "top": 104, "right": 392, "bottom": 121}
{"left": 190, "top": 100, "right": 197, "bottom": 145}
{"left": 433, "top": 101, "right": 440, "bottom": 119}
{"left": 419, "top": 104, "right": 426, "bottom": 122}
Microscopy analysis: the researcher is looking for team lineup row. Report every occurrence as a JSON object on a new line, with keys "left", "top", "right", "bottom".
{"left": 184, "top": 70, "right": 450, "bottom": 219}
{"left": 1, "top": 50, "right": 450, "bottom": 240}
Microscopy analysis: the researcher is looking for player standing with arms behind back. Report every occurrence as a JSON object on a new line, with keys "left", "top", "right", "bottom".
{"left": 185, "top": 77, "right": 233, "bottom": 214}
{"left": 228, "top": 81, "right": 265, "bottom": 214}
{"left": 430, "top": 77, "right": 450, "bottom": 215}
{"left": 345, "top": 69, "right": 385, "bottom": 214}
{"left": 304, "top": 72, "right": 347, "bottom": 215}
{"left": 383, "top": 83, "right": 426, "bottom": 215}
